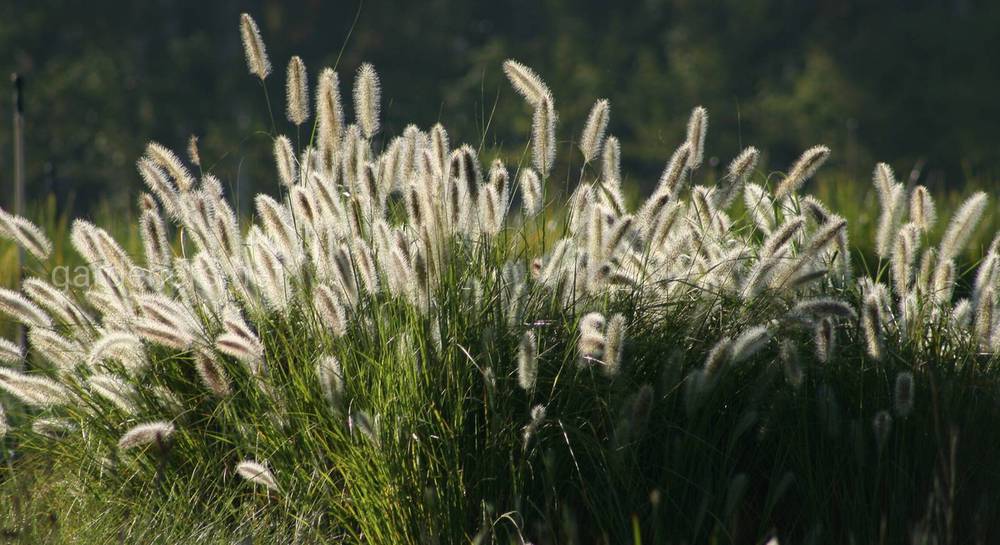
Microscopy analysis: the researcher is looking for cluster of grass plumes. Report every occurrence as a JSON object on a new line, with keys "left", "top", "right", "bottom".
{"left": 3, "top": 13, "right": 1000, "bottom": 544}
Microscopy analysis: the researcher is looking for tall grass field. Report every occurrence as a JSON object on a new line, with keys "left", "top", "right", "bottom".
{"left": 2, "top": 13, "right": 999, "bottom": 545}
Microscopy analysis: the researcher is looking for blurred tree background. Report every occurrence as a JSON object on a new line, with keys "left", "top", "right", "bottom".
{"left": 1, "top": 0, "right": 998, "bottom": 216}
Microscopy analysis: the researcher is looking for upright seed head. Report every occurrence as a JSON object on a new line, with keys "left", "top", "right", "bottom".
{"left": 239, "top": 13, "right": 271, "bottom": 79}
{"left": 285, "top": 56, "right": 309, "bottom": 126}
{"left": 714, "top": 146, "right": 759, "bottom": 209}
{"left": 603, "top": 314, "right": 626, "bottom": 378}
{"left": 532, "top": 93, "right": 557, "bottom": 177}
{"left": 861, "top": 294, "right": 883, "bottom": 361}
{"left": 814, "top": 317, "right": 835, "bottom": 363}
{"left": 774, "top": 145, "right": 830, "bottom": 199}
{"left": 517, "top": 330, "right": 538, "bottom": 392}
{"left": 519, "top": 168, "right": 543, "bottom": 216}
{"left": 579, "top": 99, "right": 610, "bottom": 163}
{"left": 269, "top": 136, "right": 296, "bottom": 188}
{"left": 354, "top": 63, "right": 381, "bottom": 139}
{"left": 685, "top": 106, "right": 708, "bottom": 169}
{"left": 195, "top": 350, "right": 231, "bottom": 397}
{"left": 186, "top": 135, "right": 201, "bottom": 167}
{"left": 909, "top": 185, "right": 936, "bottom": 232}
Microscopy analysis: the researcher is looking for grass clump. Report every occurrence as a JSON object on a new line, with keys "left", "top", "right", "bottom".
{"left": 2, "top": 12, "right": 1000, "bottom": 545}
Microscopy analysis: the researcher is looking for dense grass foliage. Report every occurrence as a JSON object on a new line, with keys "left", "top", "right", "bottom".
{"left": 2, "top": 14, "right": 1000, "bottom": 545}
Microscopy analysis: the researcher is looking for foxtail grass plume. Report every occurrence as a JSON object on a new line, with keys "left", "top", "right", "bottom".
{"left": 603, "top": 314, "right": 626, "bottom": 378}
{"left": 316, "top": 68, "right": 345, "bottom": 165}
{"left": 0, "top": 368, "right": 69, "bottom": 407}
{"left": 0, "top": 288, "right": 51, "bottom": 328}
{"left": 519, "top": 168, "right": 543, "bottom": 216}
{"left": 273, "top": 136, "right": 297, "bottom": 187}
{"left": 0, "top": 338, "right": 23, "bottom": 365}
{"left": 685, "top": 106, "right": 708, "bottom": 169}
{"left": 861, "top": 293, "right": 883, "bottom": 360}
{"left": 579, "top": 99, "right": 610, "bottom": 162}
{"left": 909, "top": 185, "right": 936, "bottom": 232}
{"left": 187, "top": 135, "right": 201, "bottom": 167}
{"left": 0, "top": 209, "right": 53, "bottom": 259}
{"left": 285, "top": 56, "right": 309, "bottom": 125}
{"left": 730, "top": 325, "right": 772, "bottom": 363}
{"left": 240, "top": 13, "right": 271, "bottom": 79}
{"left": 814, "top": 317, "right": 835, "bottom": 363}
{"left": 522, "top": 404, "right": 546, "bottom": 448}
{"left": 354, "top": 63, "right": 381, "bottom": 138}
{"left": 894, "top": 371, "right": 914, "bottom": 417}
{"left": 146, "top": 142, "right": 194, "bottom": 192}
{"left": 195, "top": 350, "right": 231, "bottom": 397}
{"left": 236, "top": 460, "right": 279, "bottom": 492}
{"left": 316, "top": 354, "right": 345, "bottom": 408}
{"left": 532, "top": 94, "right": 557, "bottom": 177}
{"left": 517, "top": 330, "right": 538, "bottom": 392}
{"left": 502, "top": 60, "right": 549, "bottom": 105}
{"left": 774, "top": 145, "right": 830, "bottom": 199}
{"left": 713, "top": 146, "right": 758, "bottom": 208}
{"left": 938, "top": 191, "right": 988, "bottom": 262}
{"left": 118, "top": 421, "right": 175, "bottom": 450}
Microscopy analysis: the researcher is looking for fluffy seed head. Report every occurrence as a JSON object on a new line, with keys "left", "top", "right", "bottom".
{"left": 0, "top": 337, "right": 23, "bottom": 365}
{"left": 118, "top": 421, "right": 174, "bottom": 450}
{"left": 939, "top": 191, "right": 988, "bottom": 262}
{"left": 909, "top": 185, "right": 936, "bottom": 232}
{"left": 519, "top": 168, "right": 543, "bottom": 216}
{"left": 580, "top": 99, "right": 610, "bottom": 162}
{"left": 316, "top": 354, "right": 345, "bottom": 408}
{"left": 236, "top": 460, "right": 279, "bottom": 492}
{"left": 517, "top": 330, "right": 538, "bottom": 392}
{"left": 354, "top": 63, "right": 381, "bottom": 138}
{"left": 195, "top": 350, "right": 231, "bottom": 397}
{"left": 603, "top": 314, "right": 626, "bottom": 378}
{"left": 285, "top": 56, "right": 309, "bottom": 125}
{"left": 273, "top": 136, "right": 297, "bottom": 187}
{"left": 503, "top": 60, "right": 549, "bottom": 105}
{"left": 532, "top": 94, "right": 557, "bottom": 177}
{"left": 730, "top": 325, "right": 772, "bottom": 363}
{"left": 316, "top": 69, "right": 345, "bottom": 166}
{"left": 0, "top": 288, "right": 51, "bottom": 328}
{"left": 239, "top": 13, "right": 271, "bottom": 79}
{"left": 685, "top": 106, "right": 708, "bottom": 169}
{"left": 775, "top": 145, "right": 830, "bottom": 199}
{"left": 713, "top": 146, "right": 758, "bottom": 209}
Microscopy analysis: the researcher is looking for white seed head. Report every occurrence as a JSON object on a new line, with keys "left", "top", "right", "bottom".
{"left": 236, "top": 460, "right": 279, "bottom": 492}
{"left": 354, "top": 63, "right": 381, "bottom": 138}
{"left": 239, "top": 13, "right": 271, "bottom": 79}
{"left": 579, "top": 99, "right": 610, "bottom": 163}
{"left": 517, "top": 330, "right": 538, "bottom": 392}
{"left": 775, "top": 145, "right": 830, "bottom": 199}
{"left": 685, "top": 106, "right": 708, "bottom": 169}
{"left": 502, "top": 60, "right": 549, "bottom": 106}
{"left": 285, "top": 56, "right": 309, "bottom": 125}
{"left": 532, "top": 94, "right": 557, "bottom": 177}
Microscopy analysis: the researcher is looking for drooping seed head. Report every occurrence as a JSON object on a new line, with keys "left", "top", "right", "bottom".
{"left": 236, "top": 460, "right": 279, "bottom": 492}
{"left": 118, "top": 421, "right": 174, "bottom": 450}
